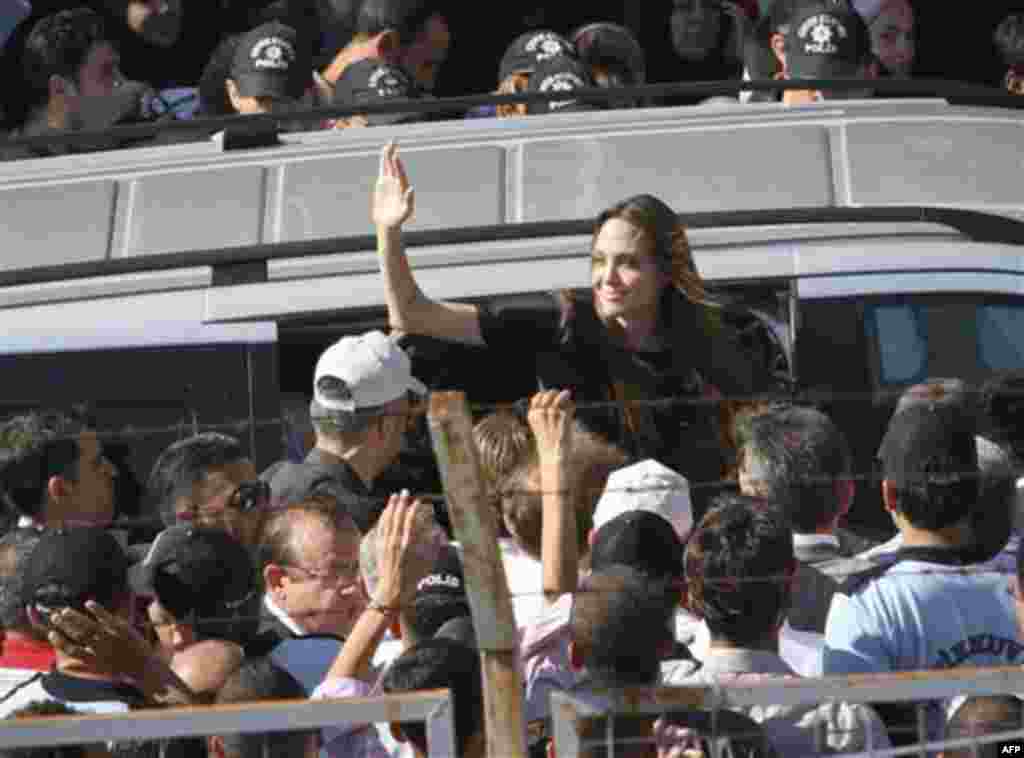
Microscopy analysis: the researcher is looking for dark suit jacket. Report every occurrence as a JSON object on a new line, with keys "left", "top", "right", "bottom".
{"left": 788, "top": 532, "right": 880, "bottom": 633}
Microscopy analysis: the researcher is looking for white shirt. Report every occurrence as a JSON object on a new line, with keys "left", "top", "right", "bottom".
{"left": 263, "top": 593, "right": 306, "bottom": 636}
{"left": 792, "top": 533, "right": 840, "bottom": 550}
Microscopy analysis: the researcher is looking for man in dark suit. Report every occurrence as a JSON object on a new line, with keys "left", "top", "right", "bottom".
{"left": 737, "top": 403, "right": 876, "bottom": 633}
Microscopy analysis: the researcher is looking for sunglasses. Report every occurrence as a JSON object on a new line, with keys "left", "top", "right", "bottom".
{"left": 231, "top": 480, "right": 271, "bottom": 512}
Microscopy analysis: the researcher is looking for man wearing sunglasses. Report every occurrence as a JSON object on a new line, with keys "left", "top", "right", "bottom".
{"left": 262, "top": 330, "right": 427, "bottom": 535}
{"left": 147, "top": 432, "right": 269, "bottom": 548}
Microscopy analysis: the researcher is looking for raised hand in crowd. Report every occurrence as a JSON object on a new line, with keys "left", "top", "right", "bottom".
{"left": 373, "top": 140, "right": 415, "bottom": 230}
{"left": 527, "top": 389, "right": 578, "bottom": 599}
{"left": 324, "top": 490, "right": 435, "bottom": 682}
{"left": 47, "top": 600, "right": 197, "bottom": 706}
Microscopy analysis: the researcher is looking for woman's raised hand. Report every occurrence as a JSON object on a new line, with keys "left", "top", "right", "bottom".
{"left": 373, "top": 141, "right": 416, "bottom": 229}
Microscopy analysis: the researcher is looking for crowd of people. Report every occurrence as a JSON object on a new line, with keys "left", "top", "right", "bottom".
{"left": 0, "top": 141, "right": 1021, "bottom": 757}
{"left": 0, "top": 0, "right": 1021, "bottom": 159}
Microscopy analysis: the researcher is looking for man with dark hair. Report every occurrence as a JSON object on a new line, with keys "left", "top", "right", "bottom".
{"left": 147, "top": 433, "right": 267, "bottom": 548}
{"left": 261, "top": 331, "right": 427, "bottom": 534}
{"left": 824, "top": 402, "right": 1021, "bottom": 744}
{"left": 251, "top": 497, "right": 365, "bottom": 658}
{"left": 0, "top": 411, "right": 117, "bottom": 531}
{"left": 2, "top": 7, "right": 160, "bottom": 159}
{"left": 380, "top": 638, "right": 485, "bottom": 758}
{"left": 738, "top": 404, "right": 874, "bottom": 632}
{"left": 208, "top": 658, "right": 318, "bottom": 758}
{"left": 128, "top": 527, "right": 261, "bottom": 659}
{"left": 319, "top": 0, "right": 448, "bottom": 92}
{"left": 0, "top": 529, "right": 53, "bottom": 694}
{"left": 668, "top": 494, "right": 889, "bottom": 755}
{"left": 941, "top": 696, "right": 1024, "bottom": 758}
{"left": 0, "top": 528, "right": 146, "bottom": 717}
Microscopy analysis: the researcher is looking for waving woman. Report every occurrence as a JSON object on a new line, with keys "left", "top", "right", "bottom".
{"left": 373, "top": 142, "right": 775, "bottom": 512}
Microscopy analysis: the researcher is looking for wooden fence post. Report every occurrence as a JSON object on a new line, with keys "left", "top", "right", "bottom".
{"left": 427, "top": 391, "right": 527, "bottom": 758}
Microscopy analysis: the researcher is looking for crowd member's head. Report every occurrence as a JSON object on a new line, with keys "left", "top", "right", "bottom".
{"left": 685, "top": 494, "right": 796, "bottom": 647}
{"left": 324, "top": 0, "right": 448, "bottom": 91}
{"left": 307, "top": 331, "right": 426, "bottom": 501}
{"left": 331, "top": 58, "right": 432, "bottom": 127}
{"left": 198, "top": 35, "right": 243, "bottom": 116}
{"left": 0, "top": 410, "right": 116, "bottom": 529}
{"left": 589, "top": 510, "right": 685, "bottom": 583}
{"left": 0, "top": 529, "right": 43, "bottom": 639}
{"left": 570, "top": 565, "right": 676, "bottom": 686}
{"left": 258, "top": 497, "right": 366, "bottom": 637}
{"left": 941, "top": 696, "right": 1024, "bottom": 758}
{"left": 21, "top": 529, "right": 131, "bottom": 661}
{"left": 981, "top": 370, "right": 1024, "bottom": 459}
{"left": 501, "top": 428, "right": 627, "bottom": 562}
{"left": 782, "top": 0, "right": 875, "bottom": 103}
{"left": 225, "top": 22, "right": 311, "bottom": 115}
{"left": 995, "top": 15, "right": 1024, "bottom": 95}
{"left": 409, "top": 544, "right": 468, "bottom": 641}
{"left": 171, "top": 639, "right": 245, "bottom": 703}
{"left": 209, "top": 658, "right": 317, "bottom": 758}
{"left": 670, "top": 0, "right": 722, "bottom": 62}
{"left": 736, "top": 404, "right": 853, "bottom": 535}
{"left": 472, "top": 410, "right": 533, "bottom": 529}
{"left": 147, "top": 433, "right": 266, "bottom": 546}
{"left": 359, "top": 500, "right": 449, "bottom": 640}
{"left": 571, "top": 23, "right": 646, "bottom": 108}
{"left": 878, "top": 402, "right": 978, "bottom": 538}
{"left": 381, "top": 638, "right": 485, "bottom": 758}
{"left": 130, "top": 527, "right": 261, "bottom": 659}
{"left": 853, "top": 0, "right": 915, "bottom": 78}
{"left": 591, "top": 193, "right": 706, "bottom": 335}
{"left": 18, "top": 8, "right": 155, "bottom": 134}
{"left": 494, "top": 30, "right": 575, "bottom": 117}
{"left": 1, "top": 702, "right": 108, "bottom": 758}
{"left": 524, "top": 56, "right": 601, "bottom": 116}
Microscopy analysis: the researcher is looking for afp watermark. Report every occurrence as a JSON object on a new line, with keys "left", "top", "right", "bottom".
{"left": 1002, "top": 742, "right": 1024, "bottom": 754}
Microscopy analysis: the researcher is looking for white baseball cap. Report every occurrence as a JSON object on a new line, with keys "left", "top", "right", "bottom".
{"left": 312, "top": 331, "right": 427, "bottom": 413}
{"left": 592, "top": 459, "right": 693, "bottom": 542}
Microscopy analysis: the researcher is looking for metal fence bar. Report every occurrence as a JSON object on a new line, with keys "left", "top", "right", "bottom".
{"left": 0, "top": 690, "right": 455, "bottom": 755}
{"left": 550, "top": 668, "right": 1024, "bottom": 757}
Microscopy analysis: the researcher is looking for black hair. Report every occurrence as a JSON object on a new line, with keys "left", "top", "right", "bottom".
{"left": 0, "top": 410, "right": 87, "bottom": 518}
{"left": 0, "top": 529, "right": 43, "bottom": 633}
{"left": 739, "top": 404, "right": 852, "bottom": 532}
{"left": 354, "top": 0, "right": 443, "bottom": 43}
{"left": 685, "top": 494, "right": 794, "bottom": 646}
{"left": 216, "top": 659, "right": 312, "bottom": 758}
{"left": 147, "top": 433, "right": 246, "bottom": 526}
{"left": 995, "top": 14, "right": 1024, "bottom": 68}
{"left": 570, "top": 565, "right": 675, "bottom": 686}
{"left": 381, "top": 638, "right": 483, "bottom": 756}
{"left": 945, "top": 696, "right": 1024, "bottom": 758}
{"left": 409, "top": 595, "right": 470, "bottom": 640}
{"left": 21, "top": 8, "right": 108, "bottom": 110}
{"left": 198, "top": 34, "right": 242, "bottom": 116}
{"left": 981, "top": 370, "right": 1024, "bottom": 460}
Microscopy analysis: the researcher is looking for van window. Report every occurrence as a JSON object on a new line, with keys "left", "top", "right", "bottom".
{"left": 864, "top": 296, "right": 1024, "bottom": 386}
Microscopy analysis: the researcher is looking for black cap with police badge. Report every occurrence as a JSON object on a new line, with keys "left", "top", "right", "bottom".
{"left": 230, "top": 21, "right": 309, "bottom": 103}
{"left": 784, "top": 0, "right": 870, "bottom": 80}
{"left": 525, "top": 56, "right": 601, "bottom": 115}
{"left": 498, "top": 30, "right": 577, "bottom": 83}
{"left": 333, "top": 58, "right": 434, "bottom": 125}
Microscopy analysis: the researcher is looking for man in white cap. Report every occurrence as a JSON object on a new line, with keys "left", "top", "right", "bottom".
{"left": 262, "top": 330, "right": 427, "bottom": 533}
